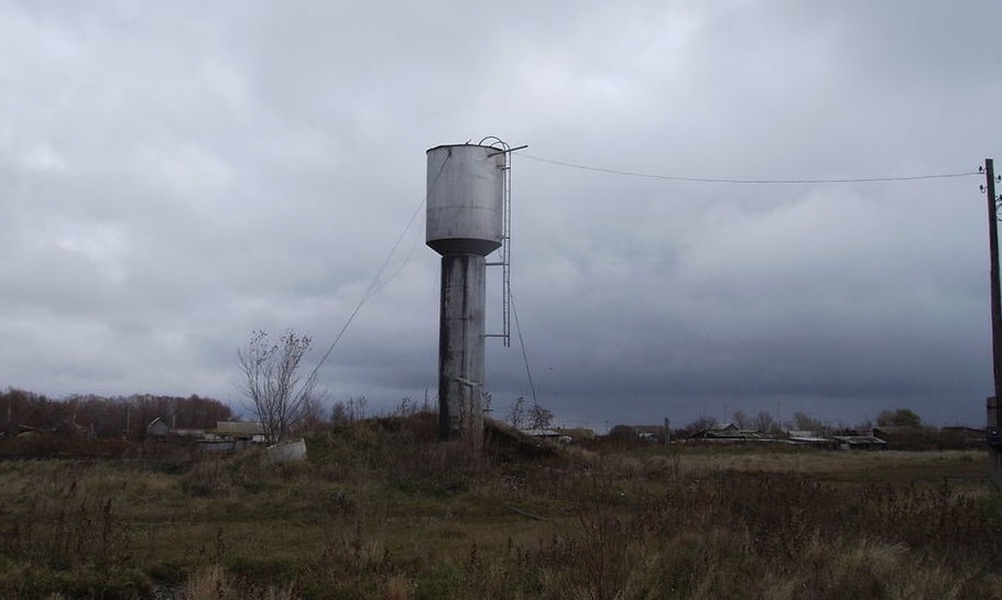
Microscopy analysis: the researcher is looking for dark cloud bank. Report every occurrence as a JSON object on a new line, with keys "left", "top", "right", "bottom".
{"left": 1, "top": 0, "right": 999, "bottom": 430}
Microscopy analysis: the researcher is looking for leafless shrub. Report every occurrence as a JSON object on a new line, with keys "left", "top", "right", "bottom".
{"left": 238, "top": 330, "right": 320, "bottom": 443}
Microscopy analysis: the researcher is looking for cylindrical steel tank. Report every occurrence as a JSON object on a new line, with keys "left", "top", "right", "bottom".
{"left": 426, "top": 144, "right": 505, "bottom": 256}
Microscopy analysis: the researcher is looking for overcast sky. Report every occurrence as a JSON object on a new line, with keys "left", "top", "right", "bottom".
{"left": 2, "top": 0, "right": 1000, "bottom": 430}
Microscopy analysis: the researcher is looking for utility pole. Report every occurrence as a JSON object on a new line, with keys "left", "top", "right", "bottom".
{"left": 987, "top": 159, "right": 1002, "bottom": 398}
{"left": 983, "top": 158, "right": 1002, "bottom": 487}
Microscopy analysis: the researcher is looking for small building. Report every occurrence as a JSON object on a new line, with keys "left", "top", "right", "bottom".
{"left": 173, "top": 428, "right": 207, "bottom": 438}
{"left": 198, "top": 440, "right": 238, "bottom": 453}
{"left": 518, "top": 428, "right": 573, "bottom": 444}
{"left": 788, "top": 430, "right": 819, "bottom": 439}
{"left": 940, "top": 426, "right": 986, "bottom": 448}
{"left": 213, "top": 421, "right": 268, "bottom": 444}
{"left": 146, "top": 417, "right": 170, "bottom": 438}
{"left": 787, "top": 431, "right": 837, "bottom": 449}
{"left": 520, "top": 428, "right": 571, "bottom": 441}
{"left": 871, "top": 426, "right": 925, "bottom": 450}
{"left": 197, "top": 421, "right": 268, "bottom": 453}
{"left": 634, "top": 425, "right": 666, "bottom": 442}
{"left": 690, "top": 423, "right": 773, "bottom": 443}
{"left": 557, "top": 427, "right": 597, "bottom": 442}
{"left": 519, "top": 428, "right": 559, "bottom": 438}
{"left": 831, "top": 435, "right": 888, "bottom": 451}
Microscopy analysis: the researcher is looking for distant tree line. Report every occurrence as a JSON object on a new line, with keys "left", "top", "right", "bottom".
{"left": 0, "top": 388, "right": 232, "bottom": 438}
{"left": 675, "top": 406, "right": 927, "bottom": 438}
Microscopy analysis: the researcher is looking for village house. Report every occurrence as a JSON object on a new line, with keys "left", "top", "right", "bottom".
{"left": 871, "top": 426, "right": 925, "bottom": 450}
{"left": 689, "top": 423, "right": 773, "bottom": 443}
{"left": 145, "top": 417, "right": 170, "bottom": 438}
{"left": 198, "top": 421, "right": 268, "bottom": 453}
{"left": 830, "top": 435, "right": 888, "bottom": 451}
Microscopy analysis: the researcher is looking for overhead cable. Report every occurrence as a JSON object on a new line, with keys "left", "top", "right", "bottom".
{"left": 309, "top": 153, "right": 452, "bottom": 379}
{"left": 510, "top": 292, "right": 538, "bottom": 407}
{"left": 309, "top": 195, "right": 424, "bottom": 379}
{"left": 519, "top": 153, "right": 980, "bottom": 185}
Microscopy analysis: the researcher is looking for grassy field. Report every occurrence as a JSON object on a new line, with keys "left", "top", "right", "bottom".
{"left": 1, "top": 413, "right": 1001, "bottom": 599}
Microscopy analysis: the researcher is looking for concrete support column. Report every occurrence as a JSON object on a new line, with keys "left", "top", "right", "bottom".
{"left": 438, "top": 254, "right": 486, "bottom": 447}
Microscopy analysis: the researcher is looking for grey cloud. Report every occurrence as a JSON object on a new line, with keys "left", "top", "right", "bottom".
{"left": 0, "top": 0, "right": 998, "bottom": 430}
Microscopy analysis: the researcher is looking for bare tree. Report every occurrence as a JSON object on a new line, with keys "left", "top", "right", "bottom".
{"left": 527, "top": 403, "right": 554, "bottom": 430}
{"left": 298, "top": 394, "right": 325, "bottom": 433}
{"left": 238, "top": 330, "right": 319, "bottom": 443}
{"left": 329, "top": 396, "right": 366, "bottom": 426}
{"left": 876, "top": 408, "right": 923, "bottom": 428}
{"left": 792, "top": 411, "right": 824, "bottom": 433}
{"left": 508, "top": 396, "right": 526, "bottom": 430}
{"left": 679, "top": 415, "right": 718, "bottom": 438}
{"left": 752, "top": 410, "right": 777, "bottom": 433}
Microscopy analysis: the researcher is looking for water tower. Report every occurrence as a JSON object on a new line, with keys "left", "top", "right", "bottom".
{"left": 426, "top": 139, "right": 518, "bottom": 446}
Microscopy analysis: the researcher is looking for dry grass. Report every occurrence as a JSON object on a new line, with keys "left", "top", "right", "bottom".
{"left": 0, "top": 416, "right": 1000, "bottom": 599}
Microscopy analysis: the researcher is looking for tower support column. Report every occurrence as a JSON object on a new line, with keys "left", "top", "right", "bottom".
{"left": 438, "top": 254, "right": 486, "bottom": 448}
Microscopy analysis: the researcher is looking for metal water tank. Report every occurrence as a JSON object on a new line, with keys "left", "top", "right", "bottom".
{"left": 426, "top": 144, "right": 505, "bottom": 256}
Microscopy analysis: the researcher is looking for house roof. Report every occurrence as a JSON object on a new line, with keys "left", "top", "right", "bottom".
{"left": 519, "top": 428, "right": 562, "bottom": 437}
{"left": 941, "top": 426, "right": 984, "bottom": 433}
{"left": 872, "top": 426, "right": 923, "bottom": 436}
{"left": 788, "top": 430, "right": 819, "bottom": 438}
{"left": 832, "top": 435, "right": 888, "bottom": 446}
{"left": 146, "top": 417, "right": 170, "bottom": 434}
{"left": 633, "top": 425, "right": 664, "bottom": 435}
{"left": 788, "top": 435, "right": 831, "bottom": 444}
{"left": 693, "top": 428, "right": 769, "bottom": 440}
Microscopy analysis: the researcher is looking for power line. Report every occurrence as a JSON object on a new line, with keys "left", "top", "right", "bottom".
{"left": 510, "top": 292, "right": 538, "bottom": 407}
{"left": 309, "top": 153, "right": 453, "bottom": 380}
{"left": 519, "top": 153, "right": 980, "bottom": 185}
{"left": 308, "top": 194, "right": 424, "bottom": 380}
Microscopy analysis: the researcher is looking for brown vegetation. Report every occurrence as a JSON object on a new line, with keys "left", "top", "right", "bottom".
{"left": 0, "top": 388, "right": 232, "bottom": 439}
{"left": 0, "top": 411, "right": 1000, "bottom": 599}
